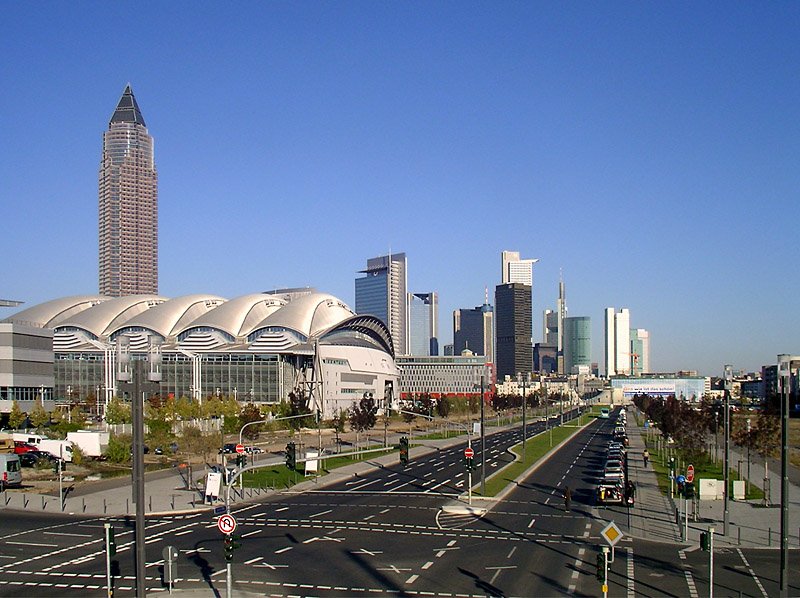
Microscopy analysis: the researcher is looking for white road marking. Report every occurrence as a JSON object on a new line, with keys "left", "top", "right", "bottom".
{"left": 43, "top": 532, "right": 91, "bottom": 538}
{"left": 5, "top": 542, "right": 57, "bottom": 548}
{"left": 422, "top": 561, "right": 434, "bottom": 570}
{"left": 406, "top": 574, "right": 419, "bottom": 584}
{"left": 275, "top": 547, "right": 293, "bottom": 554}
{"left": 309, "top": 509, "right": 332, "bottom": 518}
{"left": 528, "top": 518, "right": 536, "bottom": 528}
{"left": 507, "top": 547, "right": 517, "bottom": 559}
{"left": 242, "top": 530, "right": 260, "bottom": 537}
{"left": 736, "top": 548, "right": 768, "bottom": 598}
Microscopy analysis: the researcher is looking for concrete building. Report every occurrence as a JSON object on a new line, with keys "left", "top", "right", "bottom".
{"left": 99, "top": 85, "right": 158, "bottom": 297}
{"left": 495, "top": 283, "right": 532, "bottom": 379}
{"left": 355, "top": 253, "right": 408, "bottom": 355}
{"left": 0, "top": 322, "right": 55, "bottom": 414}
{"left": 407, "top": 292, "right": 438, "bottom": 356}
{"left": 563, "top": 316, "right": 591, "bottom": 374}
{"left": 397, "top": 354, "right": 489, "bottom": 399}
{"left": 605, "top": 307, "right": 631, "bottom": 376}
{"left": 610, "top": 375, "right": 708, "bottom": 402}
{"left": 501, "top": 250, "right": 538, "bottom": 286}
{"left": 453, "top": 301, "right": 493, "bottom": 363}
{"left": 3, "top": 293, "right": 399, "bottom": 420}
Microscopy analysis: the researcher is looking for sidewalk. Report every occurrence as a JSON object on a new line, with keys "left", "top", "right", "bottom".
{"left": 625, "top": 407, "right": 800, "bottom": 549}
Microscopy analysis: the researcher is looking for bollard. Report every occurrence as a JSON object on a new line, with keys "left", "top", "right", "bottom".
{"left": 769, "top": 528, "right": 772, "bottom": 547}
{"left": 171, "top": 494, "right": 175, "bottom": 510}
{"left": 104, "top": 498, "right": 107, "bottom": 514}
{"left": 82, "top": 498, "right": 86, "bottom": 513}
{"left": 738, "top": 527, "right": 741, "bottom": 545}
{"left": 42, "top": 495, "right": 46, "bottom": 510}
{"left": 24, "top": 494, "right": 29, "bottom": 508}
{"left": 126, "top": 498, "right": 129, "bottom": 514}
{"left": 149, "top": 495, "right": 152, "bottom": 512}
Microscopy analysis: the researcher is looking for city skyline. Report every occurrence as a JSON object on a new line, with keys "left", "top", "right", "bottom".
{"left": 2, "top": 4, "right": 798, "bottom": 376}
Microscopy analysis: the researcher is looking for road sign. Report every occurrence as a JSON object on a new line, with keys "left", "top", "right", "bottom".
{"left": 600, "top": 521, "right": 624, "bottom": 547}
{"left": 235, "top": 443, "right": 245, "bottom": 454}
{"left": 464, "top": 447, "right": 474, "bottom": 459}
{"left": 217, "top": 513, "right": 237, "bottom": 534}
{"left": 686, "top": 464, "right": 695, "bottom": 483}
{"left": 213, "top": 505, "right": 228, "bottom": 516}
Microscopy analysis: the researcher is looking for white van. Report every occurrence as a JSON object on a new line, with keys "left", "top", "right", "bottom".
{"left": 0, "top": 454, "right": 23, "bottom": 490}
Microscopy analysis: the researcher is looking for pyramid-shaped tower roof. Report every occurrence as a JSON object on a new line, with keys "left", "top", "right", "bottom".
{"left": 110, "top": 84, "right": 146, "bottom": 127}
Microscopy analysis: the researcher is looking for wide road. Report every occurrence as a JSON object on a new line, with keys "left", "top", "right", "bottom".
{"left": 1, "top": 409, "right": 796, "bottom": 596}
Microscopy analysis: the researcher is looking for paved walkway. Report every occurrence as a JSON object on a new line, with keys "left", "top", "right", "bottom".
{"left": 625, "top": 407, "right": 800, "bottom": 549}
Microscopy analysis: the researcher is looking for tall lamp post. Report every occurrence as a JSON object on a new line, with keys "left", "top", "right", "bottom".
{"left": 723, "top": 365, "right": 732, "bottom": 537}
{"left": 778, "top": 355, "right": 791, "bottom": 598}
{"left": 517, "top": 372, "right": 530, "bottom": 461}
{"left": 480, "top": 372, "right": 486, "bottom": 496}
{"left": 117, "top": 335, "right": 161, "bottom": 598}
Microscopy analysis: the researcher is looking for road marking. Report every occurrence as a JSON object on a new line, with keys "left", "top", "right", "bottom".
{"left": 486, "top": 566, "right": 516, "bottom": 585}
{"left": 275, "top": 507, "right": 289, "bottom": 512}
{"left": 244, "top": 557, "right": 262, "bottom": 565}
{"left": 528, "top": 518, "right": 536, "bottom": 528}
{"left": 275, "top": 547, "right": 292, "bottom": 554}
{"left": 174, "top": 530, "right": 193, "bottom": 536}
{"left": 351, "top": 549, "right": 383, "bottom": 556}
{"left": 405, "top": 574, "right": 419, "bottom": 584}
{"left": 350, "top": 479, "right": 381, "bottom": 490}
{"left": 309, "top": 509, "right": 333, "bottom": 518}
{"left": 4, "top": 542, "right": 57, "bottom": 548}
{"left": 627, "top": 547, "right": 634, "bottom": 598}
{"left": 242, "top": 530, "right": 260, "bottom": 537}
{"left": 507, "top": 547, "right": 517, "bottom": 559}
{"left": 43, "top": 532, "right": 91, "bottom": 538}
{"left": 736, "top": 548, "right": 768, "bottom": 598}
{"left": 678, "top": 550, "right": 698, "bottom": 598}
{"left": 422, "top": 561, "right": 434, "bottom": 570}
{"left": 377, "top": 565, "right": 411, "bottom": 573}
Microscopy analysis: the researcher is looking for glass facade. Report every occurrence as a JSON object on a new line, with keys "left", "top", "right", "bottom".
{"left": 408, "top": 292, "right": 438, "bottom": 356}
{"left": 563, "top": 316, "right": 591, "bottom": 374}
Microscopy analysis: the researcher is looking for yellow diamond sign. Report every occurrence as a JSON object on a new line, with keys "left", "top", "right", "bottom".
{"left": 601, "top": 521, "right": 623, "bottom": 547}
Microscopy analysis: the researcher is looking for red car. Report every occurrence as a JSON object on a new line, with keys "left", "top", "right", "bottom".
{"left": 13, "top": 441, "right": 38, "bottom": 455}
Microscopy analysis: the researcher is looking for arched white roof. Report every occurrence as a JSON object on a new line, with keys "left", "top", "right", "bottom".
{"left": 3, "top": 295, "right": 109, "bottom": 329}
{"left": 55, "top": 295, "right": 166, "bottom": 339}
{"left": 109, "top": 294, "right": 226, "bottom": 340}
{"left": 254, "top": 293, "right": 355, "bottom": 338}
{"left": 178, "top": 293, "right": 286, "bottom": 340}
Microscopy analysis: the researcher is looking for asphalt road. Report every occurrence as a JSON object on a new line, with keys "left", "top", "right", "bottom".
{"left": 1, "top": 409, "right": 797, "bottom": 597}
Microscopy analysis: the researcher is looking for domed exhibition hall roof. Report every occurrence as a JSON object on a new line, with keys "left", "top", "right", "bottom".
{"left": 3, "top": 292, "right": 394, "bottom": 357}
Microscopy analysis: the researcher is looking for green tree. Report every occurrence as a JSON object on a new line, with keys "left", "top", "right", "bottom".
{"left": 281, "top": 390, "right": 313, "bottom": 430}
{"left": 71, "top": 445, "right": 85, "bottom": 466}
{"left": 180, "top": 425, "right": 219, "bottom": 463}
{"left": 436, "top": 396, "right": 451, "bottom": 418}
{"left": 7, "top": 401, "right": 25, "bottom": 429}
{"left": 350, "top": 393, "right": 378, "bottom": 433}
{"left": 175, "top": 396, "right": 200, "bottom": 420}
{"left": 106, "top": 434, "right": 132, "bottom": 464}
{"left": 105, "top": 397, "right": 131, "bottom": 425}
{"left": 238, "top": 403, "right": 264, "bottom": 440}
{"left": 29, "top": 398, "right": 49, "bottom": 429}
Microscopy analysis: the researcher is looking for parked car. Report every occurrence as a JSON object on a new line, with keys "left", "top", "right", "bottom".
{"left": 219, "top": 443, "right": 238, "bottom": 454}
{"left": 0, "top": 453, "right": 23, "bottom": 490}
{"left": 13, "top": 442, "right": 39, "bottom": 455}
{"left": 19, "top": 450, "right": 60, "bottom": 468}
{"left": 245, "top": 446, "right": 263, "bottom": 454}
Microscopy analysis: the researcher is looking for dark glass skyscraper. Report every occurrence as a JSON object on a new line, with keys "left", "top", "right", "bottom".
{"left": 99, "top": 85, "right": 158, "bottom": 297}
{"left": 495, "top": 283, "right": 532, "bottom": 380}
{"left": 453, "top": 302, "right": 493, "bottom": 361}
{"left": 355, "top": 253, "right": 408, "bottom": 355}
{"left": 408, "top": 292, "right": 438, "bottom": 356}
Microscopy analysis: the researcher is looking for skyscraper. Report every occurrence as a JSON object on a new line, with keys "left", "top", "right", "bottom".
{"left": 563, "top": 316, "right": 591, "bottom": 374}
{"left": 407, "top": 292, "right": 438, "bottom": 356}
{"left": 501, "top": 250, "right": 539, "bottom": 286}
{"left": 453, "top": 300, "right": 493, "bottom": 362}
{"left": 630, "top": 328, "right": 650, "bottom": 375}
{"left": 604, "top": 307, "right": 631, "bottom": 376}
{"left": 355, "top": 253, "right": 408, "bottom": 355}
{"left": 99, "top": 85, "right": 158, "bottom": 297}
{"left": 495, "top": 283, "right": 532, "bottom": 379}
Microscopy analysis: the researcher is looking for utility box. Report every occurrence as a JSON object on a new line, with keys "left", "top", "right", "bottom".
{"left": 733, "top": 480, "right": 745, "bottom": 500}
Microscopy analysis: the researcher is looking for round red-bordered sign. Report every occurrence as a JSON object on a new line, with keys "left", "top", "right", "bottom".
{"left": 217, "top": 513, "right": 237, "bottom": 534}
{"left": 464, "top": 447, "right": 475, "bottom": 459}
{"left": 686, "top": 464, "right": 695, "bottom": 484}
{"left": 235, "top": 443, "right": 245, "bottom": 454}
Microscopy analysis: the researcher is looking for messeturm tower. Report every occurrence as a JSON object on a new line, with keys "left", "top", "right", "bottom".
{"left": 98, "top": 85, "right": 158, "bottom": 296}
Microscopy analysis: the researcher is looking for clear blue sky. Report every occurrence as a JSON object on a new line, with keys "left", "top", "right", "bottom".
{"left": 2, "top": 3, "right": 798, "bottom": 377}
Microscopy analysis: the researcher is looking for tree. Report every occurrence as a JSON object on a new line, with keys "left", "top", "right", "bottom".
{"left": 175, "top": 396, "right": 200, "bottom": 420}
{"left": 331, "top": 409, "right": 346, "bottom": 449}
{"left": 436, "top": 396, "right": 451, "bottom": 418}
{"left": 7, "top": 401, "right": 25, "bottom": 429}
{"left": 180, "top": 425, "right": 219, "bottom": 463}
{"left": 282, "top": 390, "right": 313, "bottom": 430}
{"left": 105, "top": 397, "right": 131, "bottom": 425}
{"left": 350, "top": 393, "right": 378, "bottom": 433}
{"left": 238, "top": 403, "right": 263, "bottom": 440}
{"left": 106, "top": 433, "right": 132, "bottom": 464}
{"left": 29, "top": 398, "right": 49, "bottom": 429}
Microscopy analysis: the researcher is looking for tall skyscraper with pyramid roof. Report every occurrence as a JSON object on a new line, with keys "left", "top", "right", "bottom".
{"left": 98, "top": 85, "right": 158, "bottom": 296}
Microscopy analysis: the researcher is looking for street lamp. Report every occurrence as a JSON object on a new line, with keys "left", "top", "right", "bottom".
{"left": 517, "top": 372, "right": 530, "bottom": 461}
{"left": 723, "top": 365, "right": 731, "bottom": 536}
{"left": 778, "top": 354, "right": 791, "bottom": 598}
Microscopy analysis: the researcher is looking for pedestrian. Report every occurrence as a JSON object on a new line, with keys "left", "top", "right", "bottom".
{"left": 564, "top": 486, "right": 572, "bottom": 512}
{"left": 643, "top": 449, "right": 649, "bottom": 468}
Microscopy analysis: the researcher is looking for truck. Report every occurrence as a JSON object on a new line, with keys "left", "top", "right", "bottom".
{"left": 0, "top": 433, "right": 14, "bottom": 454}
{"left": 66, "top": 430, "right": 110, "bottom": 459}
{"left": 12, "top": 433, "right": 74, "bottom": 462}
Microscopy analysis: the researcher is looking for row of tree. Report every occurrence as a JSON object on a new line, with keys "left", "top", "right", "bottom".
{"left": 633, "top": 393, "right": 780, "bottom": 466}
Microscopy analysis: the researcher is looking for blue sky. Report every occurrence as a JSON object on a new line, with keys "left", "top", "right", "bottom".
{"left": 1, "top": 3, "right": 798, "bottom": 377}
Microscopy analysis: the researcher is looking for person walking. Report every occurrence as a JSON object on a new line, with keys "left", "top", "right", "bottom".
{"left": 564, "top": 486, "right": 572, "bottom": 512}
{"left": 643, "top": 449, "right": 649, "bottom": 468}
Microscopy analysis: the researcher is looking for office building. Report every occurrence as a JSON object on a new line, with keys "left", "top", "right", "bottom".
{"left": 533, "top": 343, "right": 557, "bottom": 374}
{"left": 495, "top": 283, "right": 532, "bottom": 379}
{"left": 563, "top": 316, "right": 591, "bottom": 374}
{"left": 605, "top": 307, "right": 631, "bottom": 376}
{"left": 99, "top": 85, "right": 158, "bottom": 296}
{"left": 355, "top": 253, "right": 408, "bottom": 355}
{"left": 453, "top": 300, "right": 493, "bottom": 363}
{"left": 396, "top": 354, "right": 488, "bottom": 399}
{"left": 630, "top": 328, "right": 650, "bottom": 375}
{"left": 407, "top": 292, "right": 438, "bottom": 356}
{"left": 501, "top": 250, "right": 538, "bottom": 286}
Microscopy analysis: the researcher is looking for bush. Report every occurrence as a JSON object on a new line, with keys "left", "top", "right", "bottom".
{"left": 107, "top": 434, "right": 132, "bottom": 464}
{"left": 71, "top": 445, "right": 85, "bottom": 466}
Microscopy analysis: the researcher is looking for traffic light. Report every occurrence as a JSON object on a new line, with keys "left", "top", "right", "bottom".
{"left": 285, "top": 442, "right": 296, "bottom": 470}
{"left": 668, "top": 457, "right": 676, "bottom": 470}
{"left": 399, "top": 436, "right": 409, "bottom": 466}
{"left": 224, "top": 533, "right": 233, "bottom": 561}
{"left": 236, "top": 454, "right": 245, "bottom": 468}
{"left": 700, "top": 531, "right": 710, "bottom": 551}
{"left": 685, "top": 482, "right": 695, "bottom": 499}
{"left": 596, "top": 552, "right": 606, "bottom": 582}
